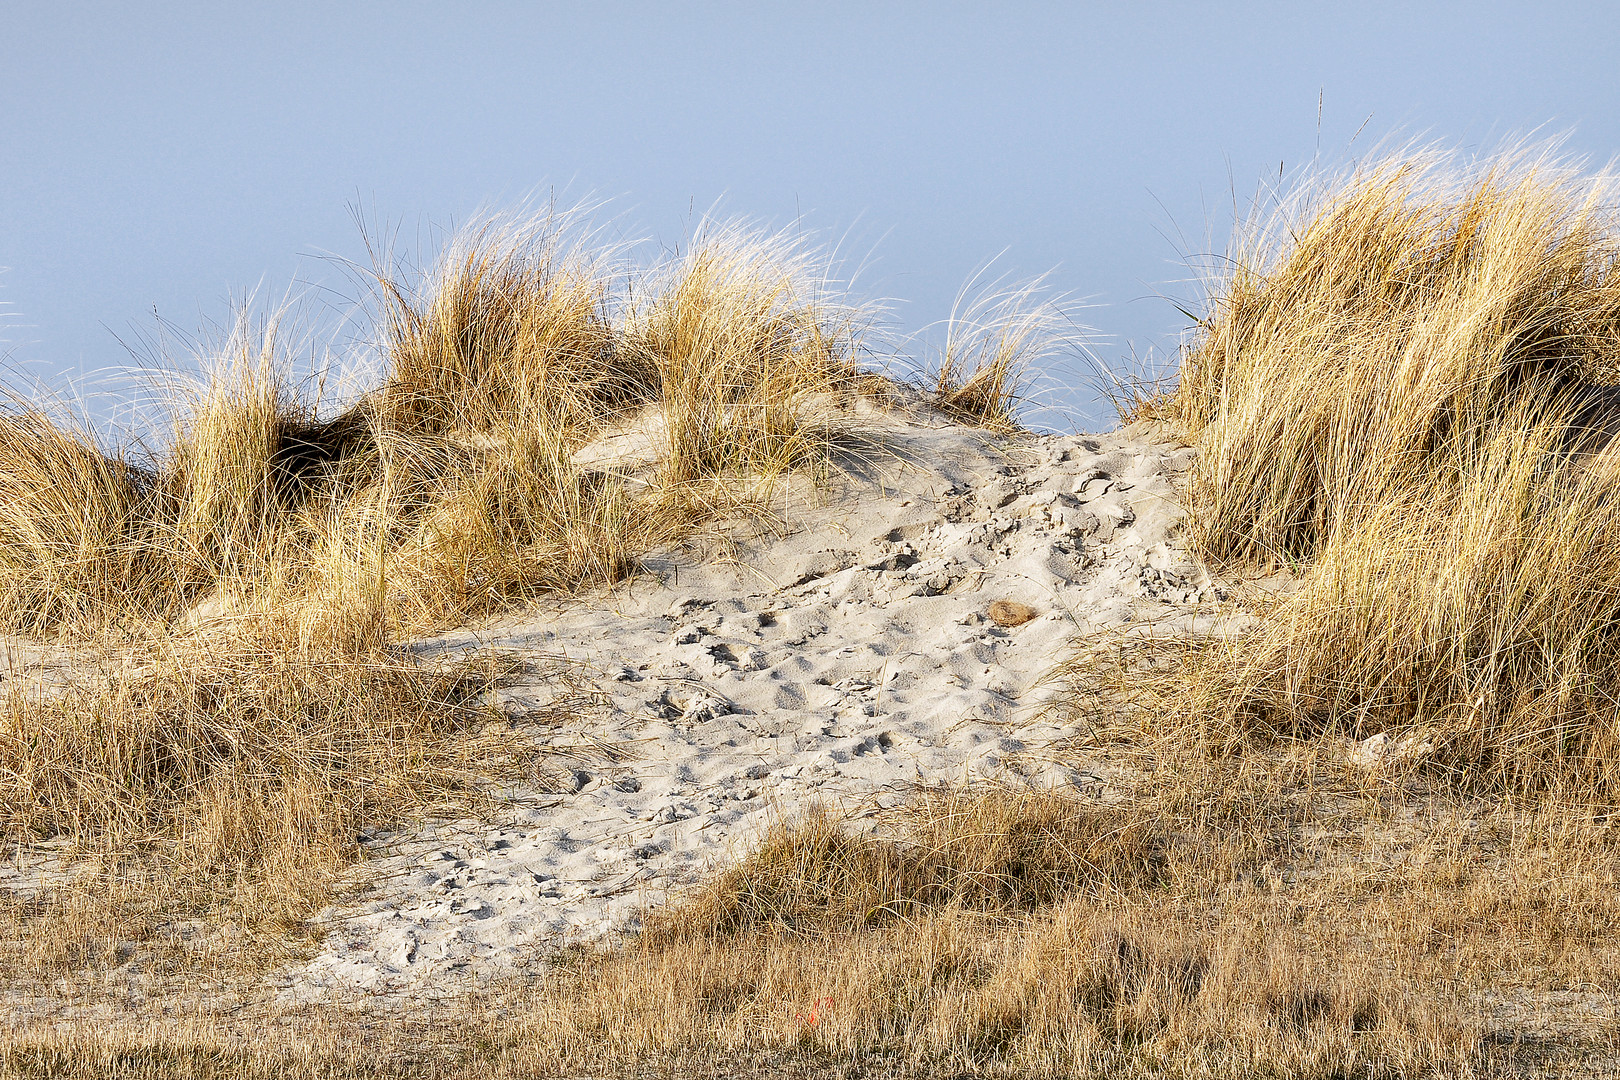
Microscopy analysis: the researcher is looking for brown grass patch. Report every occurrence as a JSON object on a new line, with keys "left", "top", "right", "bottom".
{"left": 648, "top": 786, "right": 1167, "bottom": 943}
{"left": 0, "top": 611, "right": 532, "bottom": 983}
{"left": 10, "top": 756, "right": 1620, "bottom": 1076}
{"left": 501, "top": 759, "right": 1511, "bottom": 1078}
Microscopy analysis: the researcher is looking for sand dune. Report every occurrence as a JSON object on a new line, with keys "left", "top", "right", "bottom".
{"left": 289, "top": 404, "right": 1231, "bottom": 1001}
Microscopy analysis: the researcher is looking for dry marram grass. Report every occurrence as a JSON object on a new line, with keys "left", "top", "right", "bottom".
{"left": 1162, "top": 145, "right": 1620, "bottom": 799}
{"left": 0, "top": 216, "right": 894, "bottom": 639}
{"left": 0, "top": 616, "right": 530, "bottom": 981}
{"left": 932, "top": 279, "right": 1065, "bottom": 432}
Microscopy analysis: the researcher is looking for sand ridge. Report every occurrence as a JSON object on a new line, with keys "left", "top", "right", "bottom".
{"left": 289, "top": 411, "right": 1228, "bottom": 1001}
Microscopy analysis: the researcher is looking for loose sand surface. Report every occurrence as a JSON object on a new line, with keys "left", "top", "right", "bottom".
{"left": 287, "top": 408, "right": 1231, "bottom": 1002}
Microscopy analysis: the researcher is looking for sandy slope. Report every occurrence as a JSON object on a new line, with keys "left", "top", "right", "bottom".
{"left": 287, "top": 406, "right": 1231, "bottom": 1002}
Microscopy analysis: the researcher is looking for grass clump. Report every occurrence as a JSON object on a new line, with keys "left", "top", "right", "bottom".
{"left": 0, "top": 614, "right": 526, "bottom": 968}
{"left": 1157, "top": 144, "right": 1620, "bottom": 796}
{"left": 1173, "top": 146, "right": 1620, "bottom": 566}
{"left": 628, "top": 228, "right": 867, "bottom": 484}
{"left": 366, "top": 215, "right": 639, "bottom": 439}
{"left": 932, "top": 280, "right": 1063, "bottom": 432}
{"left": 0, "top": 411, "right": 173, "bottom": 635}
{"left": 650, "top": 787, "right": 1166, "bottom": 941}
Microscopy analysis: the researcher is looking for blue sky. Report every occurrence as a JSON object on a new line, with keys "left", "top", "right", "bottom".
{"left": 6, "top": 2, "right": 1620, "bottom": 431}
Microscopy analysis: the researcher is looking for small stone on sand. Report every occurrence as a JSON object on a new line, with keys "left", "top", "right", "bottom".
{"left": 987, "top": 600, "right": 1038, "bottom": 627}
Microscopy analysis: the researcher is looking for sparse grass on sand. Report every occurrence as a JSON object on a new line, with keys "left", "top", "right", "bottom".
{"left": 0, "top": 216, "right": 892, "bottom": 996}
{"left": 931, "top": 279, "right": 1066, "bottom": 433}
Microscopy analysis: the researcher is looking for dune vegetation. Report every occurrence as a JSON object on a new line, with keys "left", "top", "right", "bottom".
{"left": 1164, "top": 146, "right": 1620, "bottom": 799}
{"left": 0, "top": 217, "right": 890, "bottom": 639}
{"left": 11, "top": 149, "right": 1620, "bottom": 1077}
{"left": 0, "top": 212, "right": 1086, "bottom": 1076}
{"left": 0, "top": 218, "right": 907, "bottom": 987}
{"left": 542, "top": 147, "right": 1620, "bottom": 1078}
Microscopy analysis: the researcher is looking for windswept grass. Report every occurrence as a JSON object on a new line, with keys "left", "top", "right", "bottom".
{"left": 1173, "top": 145, "right": 1620, "bottom": 566}
{"left": 366, "top": 215, "right": 638, "bottom": 440}
{"left": 628, "top": 228, "right": 869, "bottom": 484}
{"left": 933, "top": 279, "right": 1065, "bottom": 432}
{"left": 1155, "top": 145, "right": 1620, "bottom": 797}
{"left": 0, "top": 214, "right": 894, "bottom": 639}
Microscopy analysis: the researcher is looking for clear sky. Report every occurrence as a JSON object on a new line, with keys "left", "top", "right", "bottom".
{"left": 6, "top": 2, "right": 1620, "bottom": 432}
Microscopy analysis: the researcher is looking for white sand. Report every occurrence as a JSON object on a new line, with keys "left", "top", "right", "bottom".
{"left": 286, "top": 405, "right": 1227, "bottom": 1002}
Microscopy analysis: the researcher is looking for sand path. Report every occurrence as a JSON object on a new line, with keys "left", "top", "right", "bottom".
{"left": 288, "top": 413, "right": 1222, "bottom": 1001}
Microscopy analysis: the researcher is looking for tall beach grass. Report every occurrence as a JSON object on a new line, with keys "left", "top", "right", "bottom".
{"left": 1161, "top": 144, "right": 1620, "bottom": 796}
{"left": 0, "top": 216, "right": 899, "bottom": 639}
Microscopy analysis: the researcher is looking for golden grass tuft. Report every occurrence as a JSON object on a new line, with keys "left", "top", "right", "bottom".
{"left": 367, "top": 215, "right": 640, "bottom": 440}
{"left": 1156, "top": 145, "right": 1620, "bottom": 797}
{"left": 932, "top": 279, "right": 1065, "bottom": 432}
{"left": 0, "top": 410, "right": 173, "bottom": 635}
{"left": 166, "top": 318, "right": 303, "bottom": 592}
{"left": 628, "top": 225, "right": 869, "bottom": 485}
{"left": 1173, "top": 146, "right": 1620, "bottom": 566}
